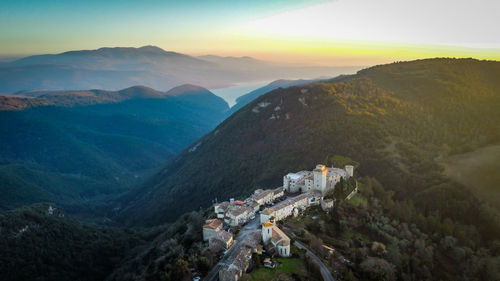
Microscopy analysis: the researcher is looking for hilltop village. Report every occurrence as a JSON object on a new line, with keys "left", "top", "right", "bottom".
{"left": 203, "top": 164, "right": 357, "bottom": 281}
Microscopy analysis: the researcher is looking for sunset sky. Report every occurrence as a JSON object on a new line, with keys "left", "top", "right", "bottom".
{"left": 1, "top": 0, "right": 499, "bottom": 65}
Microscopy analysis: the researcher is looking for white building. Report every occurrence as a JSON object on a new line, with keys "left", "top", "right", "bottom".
{"left": 283, "top": 171, "right": 312, "bottom": 193}
{"left": 262, "top": 221, "right": 290, "bottom": 257}
{"left": 283, "top": 164, "right": 354, "bottom": 195}
{"left": 225, "top": 205, "right": 252, "bottom": 227}
{"left": 272, "top": 187, "right": 285, "bottom": 201}
{"left": 214, "top": 201, "right": 230, "bottom": 219}
{"left": 251, "top": 189, "right": 274, "bottom": 205}
{"left": 260, "top": 193, "right": 309, "bottom": 223}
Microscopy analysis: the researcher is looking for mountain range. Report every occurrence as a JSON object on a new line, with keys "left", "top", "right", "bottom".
{"left": 0, "top": 46, "right": 361, "bottom": 93}
{"left": 0, "top": 84, "right": 229, "bottom": 217}
{"left": 2, "top": 58, "right": 500, "bottom": 281}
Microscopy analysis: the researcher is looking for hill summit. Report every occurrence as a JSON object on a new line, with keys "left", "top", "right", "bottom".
{"left": 118, "top": 58, "right": 500, "bottom": 228}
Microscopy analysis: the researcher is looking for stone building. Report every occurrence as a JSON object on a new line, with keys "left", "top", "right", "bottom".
{"left": 260, "top": 193, "right": 309, "bottom": 223}
{"left": 219, "top": 231, "right": 261, "bottom": 281}
{"left": 209, "top": 229, "right": 233, "bottom": 250}
{"left": 203, "top": 219, "right": 223, "bottom": 241}
{"left": 262, "top": 221, "right": 290, "bottom": 257}
{"left": 283, "top": 164, "right": 354, "bottom": 195}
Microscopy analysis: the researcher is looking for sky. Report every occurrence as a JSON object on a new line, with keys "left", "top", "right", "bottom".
{"left": 1, "top": 0, "right": 499, "bottom": 65}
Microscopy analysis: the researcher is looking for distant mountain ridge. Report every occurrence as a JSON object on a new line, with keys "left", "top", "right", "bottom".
{"left": 0, "top": 45, "right": 362, "bottom": 93}
{"left": 12, "top": 46, "right": 209, "bottom": 69}
{"left": 0, "top": 84, "right": 216, "bottom": 110}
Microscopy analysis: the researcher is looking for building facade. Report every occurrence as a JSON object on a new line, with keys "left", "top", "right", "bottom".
{"left": 262, "top": 221, "right": 290, "bottom": 257}
{"left": 203, "top": 219, "right": 223, "bottom": 241}
{"left": 283, "top": 164, "right": 354, "bottom": 195}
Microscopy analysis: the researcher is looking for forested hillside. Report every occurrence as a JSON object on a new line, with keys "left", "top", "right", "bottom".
{"left": 119, "top": 58, "right": 500, "bottom": 237}
{"left": 0, "top": 85, "right": 229, "bottom": 216}
{"left": 0, "top": 204, "right": 146, "bottom": 281}
{"left": 229, "top": 79, "right": 318, "bottom": 114}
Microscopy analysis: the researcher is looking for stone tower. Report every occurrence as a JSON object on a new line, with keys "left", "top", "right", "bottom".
{"left": 262, "top": 221, "right": 273, "bottom": 244}
{"left": 345, "top": 165, "right": 354, "bottom": 178}
{"left": 313, "top": 164, "right": 327, "bottom": 192}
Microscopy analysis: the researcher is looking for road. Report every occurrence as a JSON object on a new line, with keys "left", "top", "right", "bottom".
{"left": 203, "top": 216, "right": 261, "bottom": 281}
{"left": 295, "top": 241, "right": 335, "bottom": 281}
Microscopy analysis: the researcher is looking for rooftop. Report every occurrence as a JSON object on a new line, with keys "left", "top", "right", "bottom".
{"left": 252, "top": 189, "right": 273, "bottom": 200}
{"left": 263, "top": 193, "right": 309, "bottom": 214}
{"left": 215, "top": 201, "right": 229, "bottom": 209}
{"left": 227, "top": 205, "right": 251, "bottom": 217}
{"left": 203, "top": 219, "right": 223, "bottom": 230}
{"left": 327, "top": 167, "right": 347, "bottom": 177}
{"left": 286, "top": 170, "right": 310, "bottom": 180}
{"left": 271, "top": 225, "right": 290, "bottom": 246}
{"left": 214, "top": 230, "right": 233, "bottom": 243}
{"left": 262, "top": 221, "right": 273, "bottom": 227}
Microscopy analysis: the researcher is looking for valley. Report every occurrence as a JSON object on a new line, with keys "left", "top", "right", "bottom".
{"left": 0, "top": 84, "right": 229, "bottom": 217}
{"left": 1, "top": 58, "right": 499, "bottom": 281}
{"left": 3, "top": 1, "right": 499, "bottom": 281}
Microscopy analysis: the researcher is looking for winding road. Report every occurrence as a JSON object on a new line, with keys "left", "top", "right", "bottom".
{"left": 295, "top": 241, "right": 335, "bottom": 281}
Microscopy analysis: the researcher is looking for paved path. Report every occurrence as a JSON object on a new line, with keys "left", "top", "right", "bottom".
{"left": 295, "top": 241, "right": 335, "bottom": 281}
{"left": 203, "top": 217, "right": 260, "bottom": 281}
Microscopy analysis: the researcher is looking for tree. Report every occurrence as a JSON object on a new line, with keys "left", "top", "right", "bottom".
{"left": 360, "top": 257, "right": 396, "bottom": 281}
{"left": 170, "top": 259, "right": 191, "bottom": 281}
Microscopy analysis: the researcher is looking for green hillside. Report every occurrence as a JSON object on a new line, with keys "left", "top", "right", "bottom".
{"left": 229, "top": 79, "right": 317, "bottom": 114}
{"left": 119, "top": 58, "right": 500, "bottom": 239}
{"left": 0, "top": 85, "right": 229, "bottom": 216}
{"left": 443, "top": 144, "right": 500, "bottom": 210}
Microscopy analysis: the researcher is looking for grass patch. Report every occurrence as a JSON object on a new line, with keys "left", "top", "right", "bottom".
{"left": 249, "top": 267, "right": 278, "bottom": 281}
{"left": 443, "top": 144, "right": 500, "bottom": 210}
{"left": 348, "top": 192, "right": 367, "bottom": 208}
{"left": 248, "top": 245, "right": 307, "bottom": 281}
{"left": 276, "top": 257, "right": 303, "bottom": 274}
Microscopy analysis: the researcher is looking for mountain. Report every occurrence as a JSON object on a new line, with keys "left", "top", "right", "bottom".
{"left": 0, "top": 85, "right": 229, "bottom": 216}
{"left": 0, "top": 46, "right": 362, "bottom": 93}
{"left": 230, "top": 78, "right": 321, "bottom": 114}
{"left": 12, "top": 46, "right": 207, "bottom": 69}
{"left": 118, "top": 58, "right": 500, "bottom": 238}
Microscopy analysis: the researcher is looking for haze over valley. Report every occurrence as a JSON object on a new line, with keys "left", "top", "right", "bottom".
{"left": 0, "top": 46, "right": 361, "bottom": 94}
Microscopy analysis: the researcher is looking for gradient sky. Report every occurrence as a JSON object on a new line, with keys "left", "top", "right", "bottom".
{"left": 1, "top": 0, "right": 499, "bottom": 65}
